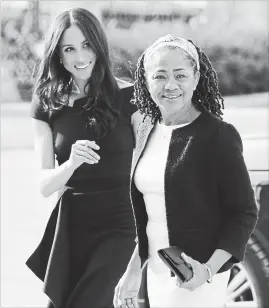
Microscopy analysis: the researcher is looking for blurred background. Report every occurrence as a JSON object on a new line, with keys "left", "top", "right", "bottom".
{"left": 1, "top": 0, "right": 269, "bottom": 101}
{"left": 1, "top": 1, "right": 268, "bottom": 307}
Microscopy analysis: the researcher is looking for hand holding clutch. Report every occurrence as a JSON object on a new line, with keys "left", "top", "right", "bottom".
{"left": 157, "top": 246, "right": 193, "bottom": 283}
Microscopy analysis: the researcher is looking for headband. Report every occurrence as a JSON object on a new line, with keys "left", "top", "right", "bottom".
{"left": 143, "top": 34, "right": 200, "bottom": 70}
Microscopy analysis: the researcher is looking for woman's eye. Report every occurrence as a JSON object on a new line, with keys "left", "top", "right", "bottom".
{"left": 154, "top": 75, "right": 166, "bottom": 80}
{"left": 84, "top": 42, "right": 90, "bottom": 48}
{"left": 176, "top": 74, "right": 186, "bottom": 79}
{"left": 64, "top": 47, "right": 74, "bottom": 53}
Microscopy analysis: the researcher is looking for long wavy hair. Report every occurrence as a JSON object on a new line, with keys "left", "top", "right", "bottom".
{"left": 132, "top": 39, "right": 224, "bottom": 124}
{"left": 32, "top": 8, "right": 120, "bottom": 138}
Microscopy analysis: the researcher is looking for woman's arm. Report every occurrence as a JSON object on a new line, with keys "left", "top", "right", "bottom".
{"left": 32, "top": 119, "right": 100, "bottom": 197}
{"left": 125, "top": 244, "right": 142, "bottom": 273}
{"left": 113, "top": 244, "right": 142, "bottom": 307}
{"left": 215, "top": 123, "right": 258, "bottom": 265}
{"left": 180, "top": 124, "right": 258, "bottom": 291}
{"left": 116, "top": 77, "right": 133, "bottom": 89}
{"left": 205, "top": 249, "right": 232, "bottom": 276}
{"left": 204, "top": 124, "right": 258, "bottom": 275}
{"left": 131, "top": 111, "right": 144, "bottom": 147}
{"left": 180, "top": 249, "right": 232, "bottom": 290}
{"left": 32, "top": 119, "right": 75, "bottom": 197}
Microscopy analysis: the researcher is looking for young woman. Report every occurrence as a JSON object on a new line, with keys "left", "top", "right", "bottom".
{"left": 26, "top": 8, "right": 139, "bottom": 308}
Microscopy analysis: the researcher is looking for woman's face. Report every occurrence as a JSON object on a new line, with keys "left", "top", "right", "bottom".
{"left": 145, "top": 47, "right": 200, "bottom": 117}
{"left": 59, "top": 25, "right": 97, "bottom": 82}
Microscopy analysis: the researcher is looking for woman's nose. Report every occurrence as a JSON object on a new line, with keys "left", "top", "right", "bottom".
{"left": 164, "top": 78, "right": 178, "bottom": 91}
{"left": 76, "top": 50, "right": 87, "bottom": 63}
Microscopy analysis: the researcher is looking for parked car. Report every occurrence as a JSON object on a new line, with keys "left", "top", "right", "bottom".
{"left": 223, "top": 96, "right": 269, "bottom": 308}
{"left": 225, "top": 164, "right": 269, "bottom": 308}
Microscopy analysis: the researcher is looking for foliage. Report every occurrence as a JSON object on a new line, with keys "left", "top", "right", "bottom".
{"left": 2, "top": 3, "right": 268, "bottom": 101}
{"left": 1, "top": 6, "right": 40, "bottom": 101}
{"left": 203, "top": 38, "right": 268, "bottom": 95}
{"left": 111, "top": 37, "right": 269, "bottom": 96}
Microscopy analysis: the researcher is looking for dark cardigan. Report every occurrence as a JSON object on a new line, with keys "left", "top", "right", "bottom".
{"left": 131, "top": 111, "right": 258, "bottom": 273}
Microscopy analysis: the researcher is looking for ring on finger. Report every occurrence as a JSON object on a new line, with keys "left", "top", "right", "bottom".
{"left": 125, "top": 298, "right": 134, "bottom": 307}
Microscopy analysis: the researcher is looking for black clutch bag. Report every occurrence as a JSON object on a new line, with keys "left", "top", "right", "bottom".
{"left": 157, "top": 246, "right": 193, "bottom": 283}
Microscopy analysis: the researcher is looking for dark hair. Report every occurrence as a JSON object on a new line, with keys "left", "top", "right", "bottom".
{"left": 32, "top": 7, "right": 120, "bottom": 138}
{"left": 132, "top": 40, "right": 224, "bottom": 123}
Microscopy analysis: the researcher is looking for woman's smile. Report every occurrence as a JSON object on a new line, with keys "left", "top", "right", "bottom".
{"left": 59, "top": 25, "right": 97, "bottom": 81}
{"left": 145, "top": 48, "right": 200, "bottom": 120}
{"left": 74, "top": 62, "right": 91, "bottom": 70}
{"left": 162, "top": 94, "right": 182, "bottom": 100}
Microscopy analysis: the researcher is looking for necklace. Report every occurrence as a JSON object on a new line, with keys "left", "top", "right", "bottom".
{"left": 157, "top": 120, "right": 189, "bottom": 139}
{"left": 158, "top": 105, "right": 193, "bottom": 139}
{"left": 160, "top": 104, "right": 194, "bottom": 126}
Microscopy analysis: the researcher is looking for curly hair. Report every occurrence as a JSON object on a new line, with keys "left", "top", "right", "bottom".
{"left": 132, "top": 39, "right": 224, "bottom": 124}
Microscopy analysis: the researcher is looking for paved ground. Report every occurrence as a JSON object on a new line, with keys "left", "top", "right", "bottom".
{"left": 1, "top": 94, "right": 268, "bottom": 307}
{"left": 1, "top": 104, "right": 56, "bottom": 307}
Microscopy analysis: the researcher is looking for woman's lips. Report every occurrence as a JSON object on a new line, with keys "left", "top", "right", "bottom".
{"left": 74, "top": 62, "right": 91, "bottom": 70}
{"left": 163, "top": 94, "right": 182, "bottom": 99}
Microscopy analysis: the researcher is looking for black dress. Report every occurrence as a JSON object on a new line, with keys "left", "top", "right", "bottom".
{"left": 26, "top": 86, "right": 137, "bottom": 308}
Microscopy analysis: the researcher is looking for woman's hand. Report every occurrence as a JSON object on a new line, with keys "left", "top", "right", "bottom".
{"left": 68, "top": 140, "right": 100, "bottom": 169}
{"left": 176, "top": 253, "right": 210, "bottom": 291}
{"left": 113, "top": 268, "right": 142, "bottom": 308}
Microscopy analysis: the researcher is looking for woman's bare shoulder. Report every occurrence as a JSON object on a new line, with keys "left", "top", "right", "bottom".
{"left": 115, "top": 77, "right": 134, "bottom": 89}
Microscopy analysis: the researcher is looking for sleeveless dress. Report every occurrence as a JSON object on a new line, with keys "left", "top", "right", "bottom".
{"left": 26, "top": 86, "right": 136, "bottom": 308}
{"left": 134, "top": 121, "right": 230, "bottom": 307}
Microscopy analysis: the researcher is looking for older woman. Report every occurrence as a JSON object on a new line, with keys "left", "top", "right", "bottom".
{"left": 114, "top": 34, "right": 258, "bottom": 308}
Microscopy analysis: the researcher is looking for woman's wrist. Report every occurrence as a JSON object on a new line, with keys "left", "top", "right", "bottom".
{"left": 126, "top": 262, "right": 142, "bottom": 275}
{"left": 65, "top": 159, "right": 79, "bottom": 172}
{"left": 203, "top": 263, "right": 213, "bottom": 283}
{"left": 206, "top": 249, "right": 232, "bottom": 276}
{"left": 125, "top": 245, "right": 142, "bottom": 274}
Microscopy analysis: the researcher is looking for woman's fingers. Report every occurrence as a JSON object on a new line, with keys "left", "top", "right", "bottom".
{"left": 113, "top": 283, "right": 138, "bottom": 308}
{"left": 74, "top": 144, "right": 100, "bottom": 161}
{"left": 69, "top": 140, "right": 101, "bottom": 168}
{"left": 77, "top": 140, "right": 100, "bottom": 151}
{"left": 178, "top": 254, "right": 210, "bottom": 291}
{"left": 74, "top": 148, "right": 99, "bottom": 164}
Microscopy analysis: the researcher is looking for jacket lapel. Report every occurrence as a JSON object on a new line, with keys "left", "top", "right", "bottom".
{"left": 131, "top": 116, "right": 154, "bottom": 180}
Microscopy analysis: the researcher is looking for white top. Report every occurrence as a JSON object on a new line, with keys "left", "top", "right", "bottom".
{"left": 134, "top": 120, "right": 189, "bottom": 274}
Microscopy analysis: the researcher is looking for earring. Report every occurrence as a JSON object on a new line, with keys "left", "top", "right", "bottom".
{"left": 60, "top": 58, "right": 63, "bottom": 64}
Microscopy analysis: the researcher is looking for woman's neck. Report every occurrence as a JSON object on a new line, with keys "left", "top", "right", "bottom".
{"left": 161, "top": 106, "right": 201, "bottom": 126}
{"left": 72, "top": 78, "right": 88, "bottom": 95}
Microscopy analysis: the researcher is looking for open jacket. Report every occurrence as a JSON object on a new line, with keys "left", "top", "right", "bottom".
{"left": 130, "top": 111, "right": 258, "bottom": 273}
